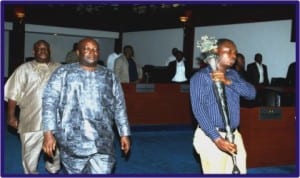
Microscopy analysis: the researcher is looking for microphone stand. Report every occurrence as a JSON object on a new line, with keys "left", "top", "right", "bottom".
{"left": 205, "top": 54, "right": 240, "bottom": 174}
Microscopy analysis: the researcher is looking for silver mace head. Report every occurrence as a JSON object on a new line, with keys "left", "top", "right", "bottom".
{"left": 204, "top": 53, "right": 219, "bottom": 71}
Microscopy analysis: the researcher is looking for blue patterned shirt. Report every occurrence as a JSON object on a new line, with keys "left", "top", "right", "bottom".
{"left": 190, "top": 66, "right": 256, "bottom": 141}
{"left": 42, "top": 63, "right": 130, "bottom": 157}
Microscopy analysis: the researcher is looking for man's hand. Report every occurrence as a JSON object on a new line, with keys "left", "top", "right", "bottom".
{"left": 7, "top": 116, "right": 18, "bottom": 129}
{"left": 211, "top": 71, "right": 232, "bottom": 85}
{"left": 7, "top": 99, "right": 18, "bottom": 130}
{"left": 214, "top": 137, "right": 237, "bottom": 155}
{"left": 43, "top": 131, "right": 57, "bottom": 158}
{"left": 120, "top": 136, "right": 131, "bottom": 155}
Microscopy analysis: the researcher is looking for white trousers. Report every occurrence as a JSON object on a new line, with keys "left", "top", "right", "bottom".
{"left": 193, "top": 127, "right": 247, "bottom": 174}
{"left": 19, "top": 131, "right": 60, "bottom": 174}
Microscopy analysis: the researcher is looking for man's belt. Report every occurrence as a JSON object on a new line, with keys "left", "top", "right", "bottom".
{"left": 216, "top": 127, "right": 237, "bottom": 133}
{"left": 198, "top": 125, "right": 237, "bottom": 133}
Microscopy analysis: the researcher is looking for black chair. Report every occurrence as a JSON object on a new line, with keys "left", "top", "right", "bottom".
{"left": 143, "top": 65, "right": 169, "bottom": 83}
{"left": 260, "top": 88, "right": 295, "bottom": 107}
{"left": 271, "top": 77, "right": 288, "bottom": 86}
{"left": 261, "top": 89, "right": 281, "bottom": 107}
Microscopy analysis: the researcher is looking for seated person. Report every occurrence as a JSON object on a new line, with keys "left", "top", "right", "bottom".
{"left": 167, "top": 51, "right": 191, "bottom": 83}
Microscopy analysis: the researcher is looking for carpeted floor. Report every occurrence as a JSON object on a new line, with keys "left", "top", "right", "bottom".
{"left": 1, "top": 125, "right": 297, "bottom": 177}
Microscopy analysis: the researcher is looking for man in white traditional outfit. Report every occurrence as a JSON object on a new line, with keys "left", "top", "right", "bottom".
{"left": 42, "top": 37, "right": 131, "bottom": 174}
{"left": 4, "top": 40, "right": 61, "bottom": 174}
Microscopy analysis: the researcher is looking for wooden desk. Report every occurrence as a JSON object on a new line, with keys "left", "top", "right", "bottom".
{"left": 240, "top": 107, "right": 296, "bottom": 168}
{"left": 122, "top": 83, "right": 194, "bottom": 125}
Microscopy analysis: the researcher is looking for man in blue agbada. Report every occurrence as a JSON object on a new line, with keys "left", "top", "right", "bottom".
{"left": 42, "top": 38, "right": 131, "bottom": 174}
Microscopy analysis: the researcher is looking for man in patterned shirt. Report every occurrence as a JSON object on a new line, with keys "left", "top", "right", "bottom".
{"left": 190, "top": 38, "right": 256, "bottom": 174}
{"left": 42, "top": 37, "right": 131, "bottom": 174}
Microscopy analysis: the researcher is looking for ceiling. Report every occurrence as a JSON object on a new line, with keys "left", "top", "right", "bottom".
{"left": 4, "top": 3, "right": 296, "bottom": 32}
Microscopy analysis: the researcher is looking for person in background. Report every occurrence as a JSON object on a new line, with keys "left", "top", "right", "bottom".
{"left": 286, "top": 61, "right": 296, "bottom": 87}
{"left": 167, "top": 50, "right": 191, "bottom": 83}
{"left": 42, "top": 37, "right": 131, "bottom": 174}
{"left": 4, "top": 40, "right": 61, "bottom": 174}
{"left": 190, "top": 38, "right": 256, "bottom": 174}
{"left": 106, "top": 44, "right": 122, "bottom": 72}
{"left": 165, "top": 47, "right": 178, "bottom": 66}
{"left": 114, "top": 45, "right": 143, "bottom": 83}
{"left": 232, "top": 53, "right": 247, "bottom": 80}
{"left": 65, "top": 42, "right": 79, "bottom": 63}
{"left": 246, "top": 53, "right": 269, "bottom": 106}
{"left": 246, "top": 53, "right": 269, "bottom": 86}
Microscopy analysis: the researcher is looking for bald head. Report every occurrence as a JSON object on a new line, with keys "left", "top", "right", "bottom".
{"left": 76, "top": 38, "right": 100, "bottom": 69}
